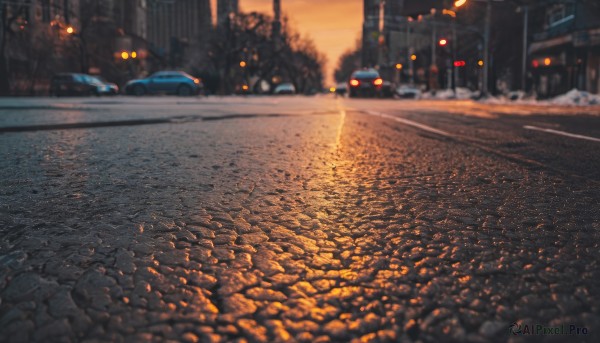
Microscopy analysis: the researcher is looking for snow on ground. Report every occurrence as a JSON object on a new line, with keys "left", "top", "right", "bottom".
{"left": 420, "top": 87, "right": 475, "bottom": 100}
{"left": 417, "top": 88, "right": 599, "bottom": 107}
{"left": 480, "top": 89, "right": 600, "bottom": 107}
{"left": 549, "top": 89, "right": 600, "bottom": 106}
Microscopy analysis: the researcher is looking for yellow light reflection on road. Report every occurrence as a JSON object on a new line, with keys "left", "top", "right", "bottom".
{"left": 335, "top": 107, "right": 346, "bottom": 151}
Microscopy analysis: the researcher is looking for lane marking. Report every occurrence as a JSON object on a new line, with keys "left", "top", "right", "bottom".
{"left": 524, "top": 125, "right": 600, "bottom": 143}
{"left": 345, "top": 107, "right": 598, "bottom": 183}
{"left": 363, "top": 110, "right": 452, "bottom": 137}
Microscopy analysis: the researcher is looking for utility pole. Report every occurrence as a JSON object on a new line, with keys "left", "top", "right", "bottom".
{"left": 452, "top": 17, "right": 457, "bottom": 93}
{"left": 0, "top": 0, "right": 10, "bottom": 95}
{"left": 482, "top": 0, "right": 491, "bottom": 96}
{"left": 521, "top": 5, "right": 529, "bottom": 91}
{"left": 429, "top": 14, "right": 438, "bottom": 91}
{"left": 406, "top": 18, "right": 414, "bottom": 84}
{"left": 431, "top": 18, "right": 437, "bottom": 67}
{"left": 273, "top": 0, "right": 281, "bottom": 46}
{"left": 377, "top": 0, "right": 385, "bottom": 69}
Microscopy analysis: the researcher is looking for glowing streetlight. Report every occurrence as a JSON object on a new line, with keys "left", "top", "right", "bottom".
{"left": 544, "top": 57, "right": 551, "bottom": 66}
{"left": 395, "top": 63, "right": 403, "bottom": 70}
{"left": 478, "top": 60, "right": 484, "bottom": 67}
{"left": 240, "top": 61, "right": 247, "bottom": 68}
{"left": 455, "top": 0, "right": 467, "bottom": 7}
{"left": 131, "top": 51, "right": 137, "bottom": 59}
{"left": 121, "top": 51, "right": 129, "bottom": 60}
{"left": 66, "top": 26, "right": 74, "bottom": 34}
{"left": 439, "top": 39, "right": 448, "bottom": 47}
{"left": 410, "top": 54, "right": 417, "bottom": 61}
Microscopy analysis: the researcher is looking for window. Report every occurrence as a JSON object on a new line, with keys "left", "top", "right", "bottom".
{"left": 41, "top": 0, "right": 51, "bottom": 22}
{"left": 546, "top": 4, "right": 574, "bottom": 28}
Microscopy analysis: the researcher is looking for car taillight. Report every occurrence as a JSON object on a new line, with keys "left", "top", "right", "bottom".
{"left": 194, "top": 78, "right": 200, "bottom": 84}
{"left": 350, "top": 79, "right": 360, "bottom": 87}
{"left": 373, "top": 78, "right": 383, "bottom": 86}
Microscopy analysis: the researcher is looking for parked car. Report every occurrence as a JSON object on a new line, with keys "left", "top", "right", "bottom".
{"left": 348, "top": 69, "right": 384, "bottom": 98}
{"left": 335, "top": 82, "right": 348, "bottom": 96}
{"left": 49, "top": 73, "right": 100, "bottom": 96}
{"left": 49, "top": 73, "right": 119, "bottom": 96}
{"left": 125, "top": 71, "right": 202, "bottom": 96}
{"left": 89, "top": 76, "right": 119, "bottom": 95}
{"left": 273, "top": 83, "right": 296, "bottom": 95}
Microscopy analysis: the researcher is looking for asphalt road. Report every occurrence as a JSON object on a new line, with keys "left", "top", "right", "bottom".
{"left": 0, "top": 96, "right": 599, "bottom": 342}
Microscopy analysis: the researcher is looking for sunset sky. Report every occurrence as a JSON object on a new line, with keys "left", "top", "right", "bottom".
{"left": 211, "top": 0, "right": 363, "bottom": 85}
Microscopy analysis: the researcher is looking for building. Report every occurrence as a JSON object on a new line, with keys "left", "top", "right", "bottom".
{"left": 0, "top": 0, "right": 81, "bottom": 94}
{"left": 362, "top": 0, "right": 445, "bottom": 85}
{"left": 145, "top": 0, "right": 212, "bottom": 68}
{"left": 217, "top": 0, "right": 238, "bottom": 27}
{"left": 529, "top": 0, "right": 600, "bottom": 97}
{"left": 362, "top": 0, "right": 381, "bottom": 69}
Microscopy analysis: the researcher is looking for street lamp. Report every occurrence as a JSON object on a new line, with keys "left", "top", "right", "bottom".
{"left": 66, "top": 26, "right": 74, "bottom": 34}
{"left": 395, "top": 63, "right": 403, "bottom": 84}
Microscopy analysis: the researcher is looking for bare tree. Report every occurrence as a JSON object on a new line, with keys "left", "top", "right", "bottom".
{"left": 195, "top": 11, "right": 325, "bottom": 95}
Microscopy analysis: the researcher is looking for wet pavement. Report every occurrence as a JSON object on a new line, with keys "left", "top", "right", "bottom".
{"left": 0, "top": 96, "right": 599, "bottom": 342}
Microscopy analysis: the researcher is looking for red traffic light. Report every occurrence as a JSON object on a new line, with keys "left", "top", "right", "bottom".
{"left": 453, "top": 60, "right": 466, "bottom": 67}
{"left": 439, "top": 39, "right": 448, "bottom": 46}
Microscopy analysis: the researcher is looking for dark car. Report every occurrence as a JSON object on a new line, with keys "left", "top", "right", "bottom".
{"left": 50, "top": 73, "right": 104, "bottom": 97}
{"left": 348, "top": 69, "right": 384, "bottom": 98}
{"left": 125, "top": 71, "right": 202, "bottom": 96}
{"left": 89, "top": 76, "right": 119, "bottom": 95}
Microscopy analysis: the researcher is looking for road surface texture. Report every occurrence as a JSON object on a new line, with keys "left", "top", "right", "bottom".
{"left": 1, "top": 96, "right": 599, "bottom": 343}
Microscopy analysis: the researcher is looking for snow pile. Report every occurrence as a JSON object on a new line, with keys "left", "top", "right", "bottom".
{"left": 455, "top": 87, "right": 477, "bottom": 100}
{"left": 549, "top": 89, "right": 600, "bottom": 106}
{"left": 395, "top": 85, "right": 422, "bottom": 99}
{"left": 477, "top": 89, "right": 600, "bottom": 106}
{"left": 421, "top": 88, "right": 476, "bottom": 100}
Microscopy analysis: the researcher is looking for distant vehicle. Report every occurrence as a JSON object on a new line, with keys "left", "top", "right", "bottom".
{"left": 348, "top": 69, "right": 384, "bottom": 98}
{"left": 88, "top": 76, "right": 119, "bottom": 95}
{"left": 396, "top": 85, "right": 421, "bottom": 99}
{"left": 273, "top": 83, "right": 296, "bottom": 95}
{"left": 125, "top": 71, "right": 202, "bottom": 96}
{"left": 50, "top": 73, "right": 110, "bottom": 97}
{"left": 335, "top": 83, "right": 347, "bottom": 96}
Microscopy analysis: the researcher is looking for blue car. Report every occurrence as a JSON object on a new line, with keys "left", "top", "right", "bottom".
{"left": 125, "top": 71, "right": 202, "bottom": 96}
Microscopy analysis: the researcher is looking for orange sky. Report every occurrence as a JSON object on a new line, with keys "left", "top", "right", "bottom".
{"left": 211, "top": 0, "right": 363, "bottom": 85}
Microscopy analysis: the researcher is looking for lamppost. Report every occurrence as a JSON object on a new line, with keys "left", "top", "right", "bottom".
{"left": 62, "top": 24, "right": 87, "bottom": 73}
{"left": 454, "top": 0, "right": 504, "bottom": 96}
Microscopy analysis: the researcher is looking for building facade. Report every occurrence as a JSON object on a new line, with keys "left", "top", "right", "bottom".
{"left": 146, "top": 0, "right": 212, "bottom": 67}
{"left": 362, "top": 0, "right": 439, "bottom": 83}
{"left": 217, "top": 0, "right": 238, "bottom": 27}
{"left": 1, "top": 0, "right": 81, "bottom": 94}
{"left": 362, "top": 0, "right": 381, "bottom": 68}
{"left": 529, "top": 0, "right": 600, "bottom": 97}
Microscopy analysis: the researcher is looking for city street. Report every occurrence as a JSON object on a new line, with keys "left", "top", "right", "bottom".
{"left": 1, "top": 96, "right": 599, "bottom": 342}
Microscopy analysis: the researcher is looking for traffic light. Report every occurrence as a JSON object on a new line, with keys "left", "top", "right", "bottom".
{"left": 453, "top": 60, "right": 466, "bottom": 67}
